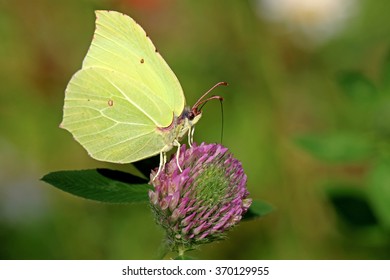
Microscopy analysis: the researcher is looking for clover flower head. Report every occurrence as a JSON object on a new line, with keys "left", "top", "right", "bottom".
{"left": 149, "top": 142, "right": 251, "bottom": 253}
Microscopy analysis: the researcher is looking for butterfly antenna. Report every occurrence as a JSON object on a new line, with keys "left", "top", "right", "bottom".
{"left": 196, "top": 83, "right": 226, "bottom": 144}
{"left": 192, "top": 82, "right": 228, "bottom": 110}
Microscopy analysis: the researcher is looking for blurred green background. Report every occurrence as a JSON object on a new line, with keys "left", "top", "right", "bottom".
{"left": 1, "top": 0, "right": 390, "bottom": 259}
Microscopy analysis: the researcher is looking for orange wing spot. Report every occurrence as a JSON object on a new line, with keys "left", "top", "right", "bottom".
{"left": 108, "top": 99, "right": 114, "bottom": 106}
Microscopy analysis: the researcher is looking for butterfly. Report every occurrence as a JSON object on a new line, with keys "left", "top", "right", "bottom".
{"left": 60, "top": 10, "right": 226, "bottom": 176}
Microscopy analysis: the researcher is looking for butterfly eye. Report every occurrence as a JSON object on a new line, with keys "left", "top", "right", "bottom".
{"left": 187, "top": 111, "right": 195, "bottom": 121}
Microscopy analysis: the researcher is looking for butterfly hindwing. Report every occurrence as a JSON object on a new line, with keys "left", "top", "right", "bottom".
{"left": 62, "top": 67, "right": 167, "bottom": 163}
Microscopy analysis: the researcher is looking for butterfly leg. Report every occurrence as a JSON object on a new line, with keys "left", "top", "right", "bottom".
{"left": 174, "top": 139, "right": 183, "bottom": 172}
{"left": 153, "top": 152, "right": 166, "bottom": 181}
{"left": 188, "top": 126, "right": 195, "bottom": 147}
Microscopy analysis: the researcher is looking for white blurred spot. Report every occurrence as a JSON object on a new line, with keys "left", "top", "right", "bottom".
{"left": 254, "top": 0, "right": 358, "bottom": 45}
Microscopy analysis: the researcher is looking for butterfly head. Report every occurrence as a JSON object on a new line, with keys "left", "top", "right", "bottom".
{"left": 181, "top": 106, "right": 202, "bottom": 127}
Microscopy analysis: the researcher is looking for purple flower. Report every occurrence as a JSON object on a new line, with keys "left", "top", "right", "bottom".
{"left": 149, "top": 142, "right": 251, "bottom": 253}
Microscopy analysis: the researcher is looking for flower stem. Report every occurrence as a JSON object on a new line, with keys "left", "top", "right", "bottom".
{"left": 178, "top": 246, "right": 186, "bottom": 257}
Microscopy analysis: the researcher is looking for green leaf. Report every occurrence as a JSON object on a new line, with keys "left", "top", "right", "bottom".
{"left": 295, "top": 132, "right": 374, "bottom": 163}
{"left": 367, "top": 158, "right": 390, "bottom": 230}
{"left": 41, "top": 169, "right": 151, "bottom": 203}
{"left": 326, "top": 185, "right": 378, "bottom": 228}
{"left": 242, "top": 199, "right": 274, "bottom": 221}
{"left": 337, "top": 71, "right": 377, "bottom": 102}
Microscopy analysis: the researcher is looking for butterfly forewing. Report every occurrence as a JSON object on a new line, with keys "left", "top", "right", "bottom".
{"left": 83, "top": 10, "right": 185, "bottom": 119}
